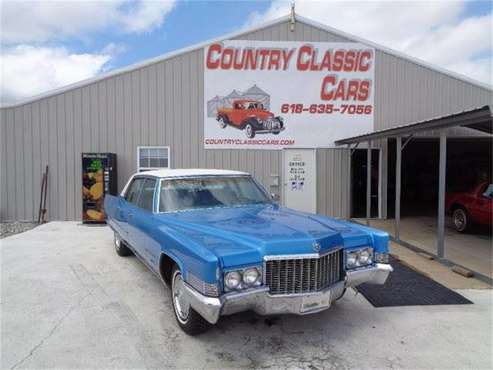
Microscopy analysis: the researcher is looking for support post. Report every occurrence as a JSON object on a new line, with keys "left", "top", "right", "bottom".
{"left": 366, "top": 140, "right": 372, "bottom": 225}
{"left": 347, "top": 145, "right": 352, "bottom": 220}
{"left": 395, "top": 137, "right": 402, "bottom": 240}
{"left": 437, "top": 130, "right": 447, "bottom": 258}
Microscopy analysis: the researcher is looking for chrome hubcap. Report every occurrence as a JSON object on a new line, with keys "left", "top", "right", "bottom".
{"left": 454, "top": 210, "right": 466, "bottom": 230}
{"left": 173, "top": 272, "right": 190, "bottom": 323}
{"left": 246, "top": 125, "right": 252, "bottom": 137}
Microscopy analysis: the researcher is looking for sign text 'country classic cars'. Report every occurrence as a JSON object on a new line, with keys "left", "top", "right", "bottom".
{"left": 204, "top": 41, "right": 375, "bottom": 149}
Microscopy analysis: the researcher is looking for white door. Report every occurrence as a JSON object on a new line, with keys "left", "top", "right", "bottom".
{"left": 283, "top": 149, "right": 317, "bottom": 213}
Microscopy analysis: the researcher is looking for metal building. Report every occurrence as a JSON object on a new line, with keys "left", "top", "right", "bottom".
{"left": 1, "top": 14, "right": 492, "bottom": 223}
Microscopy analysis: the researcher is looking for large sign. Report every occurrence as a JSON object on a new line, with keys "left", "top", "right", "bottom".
{"left": 204, "top": 41, "right": 375, "bottom": 149}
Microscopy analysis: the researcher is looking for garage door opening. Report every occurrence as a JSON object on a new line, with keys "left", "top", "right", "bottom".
{"left": 384, "top": 137, "right": 492, "bottom": 279}
{"left": 387, "top": 138, "right": 492, "bottom": 218}
{"left": 351, "top": 148, "right": 380, "bottom": 218}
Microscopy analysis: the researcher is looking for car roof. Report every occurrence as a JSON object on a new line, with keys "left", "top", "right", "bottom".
{"left": 136, "top": 168, "right": 250, "bottom": 179}
{"left": 120, "top": 168, "right": 251, "bottom": 196}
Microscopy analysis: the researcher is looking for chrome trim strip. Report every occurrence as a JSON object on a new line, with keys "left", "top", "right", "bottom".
{"left": 263, "top": 247, "right": 343, "bottom": 261}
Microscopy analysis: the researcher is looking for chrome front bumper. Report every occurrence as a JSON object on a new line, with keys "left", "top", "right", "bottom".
{"left": 182, "top": 263, "right": 393, "bottom": 324}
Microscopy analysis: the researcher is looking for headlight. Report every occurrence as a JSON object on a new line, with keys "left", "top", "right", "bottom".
{"left": 243, "top": 268, "right": 260, "bottom": 286}
{"left": 359, "top": 249, "right": 373, "bottom": 265}
{"left": 345, "top": 247, "right": 374, "bottom": 269}
{"left": 346, "top": 251, "right": 358, "bottom": 268}
{"left": 224, "top": 266, "right": 262, "bottom": 291}
{"left": 224, "top": 271, "right": 241, "bottom": 290}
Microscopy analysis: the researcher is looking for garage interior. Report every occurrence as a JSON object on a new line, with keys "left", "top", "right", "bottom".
{"left": 387, "top": 137, "right": 492, "bottom": 218}
{"left": 340, "top": 106, "right": 493, "bottom": 283}
{"left": 381, "top": 137, "right": 492, "bottom": 279}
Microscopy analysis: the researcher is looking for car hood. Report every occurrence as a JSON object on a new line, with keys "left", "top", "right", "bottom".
{"left": 155, "top": 205, "right": 378, "bottom": 267}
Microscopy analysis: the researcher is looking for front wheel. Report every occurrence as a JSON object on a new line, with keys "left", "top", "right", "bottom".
{"left": 452, "top": 207, "right": 470, "bottom": 233}
{"left": 245, "top": 123, "right": 255, "bottom": 138}
{"left": 171, "top": 266, "right": 211, "bottom": 335}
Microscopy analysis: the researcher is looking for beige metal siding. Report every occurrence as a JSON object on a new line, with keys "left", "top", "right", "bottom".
{"left": 0, "top": 19, "right": 491, "bottom": 221}
{"left": 316, "top": 149, "right": 350, "bottom": 217}
{"left": 375, "top": 51, "right": 492, "bottom": 135}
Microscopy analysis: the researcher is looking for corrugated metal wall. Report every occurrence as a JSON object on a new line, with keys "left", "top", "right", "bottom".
{"left": 316, "top": 149, "right": 350, "bottom": 217}
{"left": 1, "top": 19, "right": 491, "bottom": 221}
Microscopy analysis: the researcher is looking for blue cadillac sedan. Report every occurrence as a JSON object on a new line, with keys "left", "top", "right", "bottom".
{"left": 105, "top": 169, "right": 392, "bottom": 335}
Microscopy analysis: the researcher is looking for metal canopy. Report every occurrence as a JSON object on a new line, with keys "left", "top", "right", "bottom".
{"left": 335, "top": 105, "right": 492, "bottom": 145}
{"left": 337, "top": 105, "right": 492, "bottom": 284}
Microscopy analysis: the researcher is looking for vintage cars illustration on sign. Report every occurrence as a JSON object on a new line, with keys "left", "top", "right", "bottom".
{"left": 216, "top": 99, "right": 285, "bottom": 138}
{"left": 105, "top": 169, "right": 393, "bottom": 335}
{"left": 446, "top": 182, "right": 493, "bottom": 232}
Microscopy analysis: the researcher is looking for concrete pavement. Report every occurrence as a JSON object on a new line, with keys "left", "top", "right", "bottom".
{"left": 364, "top": 217, "right": 493, "bottom": 280}
{"left": 1, "top": 222, "right": 492, "bottom": 369}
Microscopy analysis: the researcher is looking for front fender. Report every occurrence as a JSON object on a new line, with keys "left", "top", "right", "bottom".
{"left": 154, "top": 224, "right": 220, "bottom": 285}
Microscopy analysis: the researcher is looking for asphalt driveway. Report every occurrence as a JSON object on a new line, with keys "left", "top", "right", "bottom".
{"left": 1, "top": 222, "right": 492, "bottom": 369}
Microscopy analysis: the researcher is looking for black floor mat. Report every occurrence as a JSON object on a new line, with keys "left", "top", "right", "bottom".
{"left": 356, "top": 256, "right": 473, "bottom": 307}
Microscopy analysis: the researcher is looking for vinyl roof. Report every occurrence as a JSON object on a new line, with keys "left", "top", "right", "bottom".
{"left": 334, "top": 105, "right": 493, "bottom": 145}
{"left": 2, "top": 14, "right": 491, "bottom": 109}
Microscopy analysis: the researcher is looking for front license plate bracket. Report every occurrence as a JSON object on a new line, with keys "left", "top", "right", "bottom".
{"left": 300, "top": 291, "right": 331, "bottom": 313}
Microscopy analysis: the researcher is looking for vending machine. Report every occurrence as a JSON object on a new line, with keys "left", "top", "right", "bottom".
{"left": 82, "top": 153, "right": 117, "bottom": 224}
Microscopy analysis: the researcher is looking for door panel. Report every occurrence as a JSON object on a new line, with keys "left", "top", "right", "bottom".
{"left": 123, "top": 178, "right": 145, "bottom": 248}
{"left": 130, "top": 178, "right": 161, "bottom": 268}
{"left": 283, "top": 149, "right": 317, "bottom": 213}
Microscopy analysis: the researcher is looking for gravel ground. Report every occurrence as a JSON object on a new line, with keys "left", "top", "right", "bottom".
{"left": 0, "top": 222, "right": 38, "bottom": 239}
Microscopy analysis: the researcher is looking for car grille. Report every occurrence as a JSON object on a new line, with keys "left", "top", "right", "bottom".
{"left": 264, "top": 249, "right": 343, "bottom": 295}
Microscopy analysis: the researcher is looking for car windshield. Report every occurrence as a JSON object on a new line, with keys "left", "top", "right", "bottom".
{"left": 158, "top": 176, "right": 272, "bottom": 212}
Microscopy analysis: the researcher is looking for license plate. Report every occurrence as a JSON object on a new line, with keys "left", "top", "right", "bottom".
{"left": 300, "top": 292, "right": 331, "bottom": 313}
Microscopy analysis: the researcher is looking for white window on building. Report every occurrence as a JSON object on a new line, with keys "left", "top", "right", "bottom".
{"left": 137, "top": 146, "right": 170, "bottom": 172}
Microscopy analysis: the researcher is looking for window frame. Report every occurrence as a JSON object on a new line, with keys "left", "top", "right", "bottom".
{"left": 124, "top": 176, "right": 158, "bottom": 212}
{"left": 124, "top": 177, "right": 146, "bottom": 206}
{"left": 137, "top": 146, "right": 170, "bottom": 172}
{"left": 136, "top": 177, "right": 158, "bottom": 212}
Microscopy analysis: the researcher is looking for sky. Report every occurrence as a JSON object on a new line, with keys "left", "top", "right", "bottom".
{"left": 1, "top": 0, "right": 492, "bottom": 105}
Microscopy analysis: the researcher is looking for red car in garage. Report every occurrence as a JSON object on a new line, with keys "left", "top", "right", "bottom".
{"left": 446, "top": 182, "right": 493, "bottom": 232}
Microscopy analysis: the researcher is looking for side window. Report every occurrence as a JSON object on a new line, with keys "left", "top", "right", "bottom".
{"left": 482, "top": 184, "right": 493, "bottom": 199}
{"left": 125, "top": 178, "right": 145, "bottom": 205}
{"left": 137, "top": 178, "right": 157, "bottom": 211}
